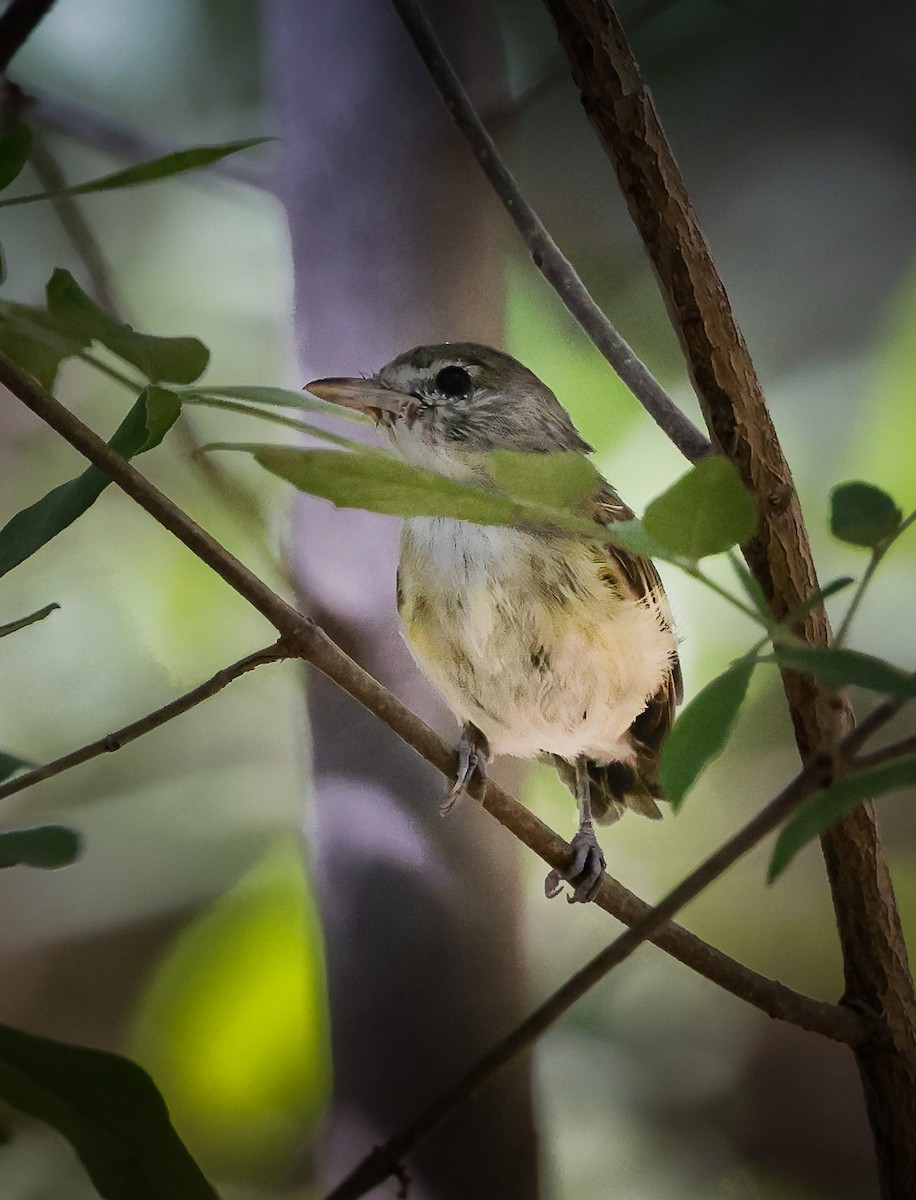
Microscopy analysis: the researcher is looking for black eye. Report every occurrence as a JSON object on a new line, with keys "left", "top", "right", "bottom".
{"left": 434, "top": 364, "right": 472, "bottom": 397}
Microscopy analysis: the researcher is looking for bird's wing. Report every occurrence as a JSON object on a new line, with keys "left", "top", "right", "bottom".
{"left": 586, "top": 485, "right": 683, "bottom": 753}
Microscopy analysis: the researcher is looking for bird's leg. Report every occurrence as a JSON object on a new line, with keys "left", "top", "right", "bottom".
{"left": 441, "top": 722, "right": 491, "bottom": 816}
{"left": 545, "top": 756, "right": 607, "bottom": 903}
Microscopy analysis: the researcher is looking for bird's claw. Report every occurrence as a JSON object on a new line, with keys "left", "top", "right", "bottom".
{"left": 545, "top": 825, "right": 606, "bottom": 903}
{"left": 441, "top": 723, "right": 490, "bottom": 816}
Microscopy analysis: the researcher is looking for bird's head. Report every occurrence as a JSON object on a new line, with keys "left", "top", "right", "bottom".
{"left": 306, "top": 343, "right": 591, "bottom": 476}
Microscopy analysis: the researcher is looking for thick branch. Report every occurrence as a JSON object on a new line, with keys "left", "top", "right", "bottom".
{"left": 388, "top": 0, "right": 709, "bottom": 462}
{"left": 0, "top": 0, "right": 58, "bottom": 75}
{"left": 541, "top": 1, "right": 916, "bottom": 1191}
{"left": 0, "top": 350, "right": 857, "bottom": 1042}
{"left": 0, "top": 642, "right": 290, "bottom": 803}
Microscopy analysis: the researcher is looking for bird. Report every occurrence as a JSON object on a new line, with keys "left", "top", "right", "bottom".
{"left": 306, "top": 344, "right": 681, "bottom": 903}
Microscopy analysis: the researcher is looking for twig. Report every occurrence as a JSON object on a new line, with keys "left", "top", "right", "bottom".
{"left": 854, "top": 733, "right": 916, "bottom": 772}
{"left": 0, "top": 642, "right": 291, "bottom": 804}
{"left": 0, "top": 349, "right": 863, "bottom": 1044}
{"left": 0, "top": 0, "right": 59, "bottom": 75}
{"left": 387, "top": 0, "right": 710, "bottom": 463}
{"left": 27, "top": 132, "right": 120, "bottom": 311}
{"left": 321, "top": 721, "right": 891, "bottom": 1200}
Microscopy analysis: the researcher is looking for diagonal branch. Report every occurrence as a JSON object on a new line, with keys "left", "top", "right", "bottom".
{"left": 388, "top": 0, "right": 710, "bottom": 463}
{"left": 0, "top": 642, "right": 292, "bottom": 804}
{"left": 0, "top": 0, "right": 59, "bottom": 75}
{"left": 0, "top": 349, "right": 862, "bottom": 1044}
{"left": 322, "top": 709, "right": 897, "bottom": 1200}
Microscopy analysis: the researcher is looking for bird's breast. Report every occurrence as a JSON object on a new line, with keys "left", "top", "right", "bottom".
{"left": 398, "top": 518, "right": 676, "bottom": 762}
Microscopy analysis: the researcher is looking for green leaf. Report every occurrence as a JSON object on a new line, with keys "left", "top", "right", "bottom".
{"left": 0, "top": 753, "right": 32, "bottom": 784}
{"left": 0, "top": 302, "right": 91, "bottom": 390}
{"left": 0, "top": 386, "right": 181, "bottom": 579}
{"left": 0, "top": 124, "right": 32, "bottom": 191}
{"left": 46, "top": 270, "right": 209, "bottom": 384}
{"left": 0, "top": 137, "right": 269, "bottom": 208}
{"left": 643, "top": 457, "right": 757, "bottom": 560}
{"left": 216, "top": 442, "right": 672, "bottom": 545}
{"left": 769, "top": 755, "right": 916, "bottom": 879}
{"left": 771, "top": 645, "right": 916, "bottom": 698}
{"left": 489, "top": 449, "right": 599, "bottom": 509}
{"left": 659, "top": 658, "right": 756, "bottom": 810}
{"left": 602, "top": 517, "right": 673, "bottom": 561}
{"left": 0, "top": 826, "right": 81, "bottom": 869}
{"left": 240, "top": 444, "right": 528, "bottom": 523}
{"left": 0, "top": 602, "right": 59, "bottom": 639}
{"left": 0, "top": 1024, "right": 218, "bottom": 1199}
{"left": 191, "top": 384, "right": 370, "bottom": 422}
{"left": 830, "top": 481, "right": 902, "bottom": 548}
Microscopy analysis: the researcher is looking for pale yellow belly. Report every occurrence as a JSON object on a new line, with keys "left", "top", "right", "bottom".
{"left": 398, "top": 518, "right": 675, "bottom": 763}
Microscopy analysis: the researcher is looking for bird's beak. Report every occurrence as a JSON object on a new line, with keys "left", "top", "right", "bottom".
{"left": 304, "top": 376, "right": 407, "bottom": 422}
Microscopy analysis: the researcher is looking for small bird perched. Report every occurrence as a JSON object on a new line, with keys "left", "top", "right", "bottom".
{"left": 307, "top": 344, "right": 681, "bottom": 903}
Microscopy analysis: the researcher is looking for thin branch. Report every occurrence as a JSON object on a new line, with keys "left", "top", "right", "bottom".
{"left": 0, "top": 642, "right": 291, "bottom": 804}
{"left": 27, "top": 132, "right": 120, "bottom": 312}
{"left": 0, "top": 0, "right": 59, "bottom": 75}
{"left": 388, "top": 0, "right": 710, "bottom": 463}
{"left": 854, "top": 733, "right": 916, "bottom": 772}
{"left": 0, "top": 349, "right": 862, "bottom": 1044}
{"left": 321, "top": 723, "right": 891, "bottom": 1200}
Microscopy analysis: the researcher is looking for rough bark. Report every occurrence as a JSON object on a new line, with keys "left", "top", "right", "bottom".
{"left": 264, "top": 3, "right": 539, "bottom": 1197}
{"left": 543, "top": 1, "right": 916, "bottom": 1193}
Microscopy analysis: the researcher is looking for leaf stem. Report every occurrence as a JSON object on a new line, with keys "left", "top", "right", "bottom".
{"left": 834, "top": 509, "right": 916, "bottom": 647}
{"left": 684, "top": 564, "right": 769, "bottom": 626}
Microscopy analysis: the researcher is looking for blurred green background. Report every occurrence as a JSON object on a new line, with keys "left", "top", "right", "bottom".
{"left": 0, "top": 0, "right": 914, "bottom": 1197}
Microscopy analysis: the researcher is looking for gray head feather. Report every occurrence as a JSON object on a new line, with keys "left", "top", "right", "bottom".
{"left": 377, "top": 343, "right": 592, "bottom": 455}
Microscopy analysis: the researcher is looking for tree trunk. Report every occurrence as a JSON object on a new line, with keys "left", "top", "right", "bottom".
{"left": 264, "top": 4, "right": 540, "bottom": 1197}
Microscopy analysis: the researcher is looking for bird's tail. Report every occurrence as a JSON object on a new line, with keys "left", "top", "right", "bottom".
{"left": 553, "top": 755, "right": 664, "bottom": 824}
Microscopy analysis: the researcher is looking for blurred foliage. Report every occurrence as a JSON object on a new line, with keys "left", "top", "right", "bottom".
{"left": 0, "top": 0, "right": 913, "bottom": 1198}
{"left": 129, "top": 839, "right": 330, "bottom": 1183}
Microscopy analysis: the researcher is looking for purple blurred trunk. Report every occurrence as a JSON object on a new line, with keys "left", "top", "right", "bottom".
{"left": 264, "top": 4, "right": 540, "bottom": 1196}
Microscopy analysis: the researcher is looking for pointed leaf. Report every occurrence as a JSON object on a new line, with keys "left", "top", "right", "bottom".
{"left": 643, "top": 457, "right": 757, "bottom": 560}
{"left": 0, "top": 302, "right": 91, "bottom": 389}
{"left": 0, "top": 1023, "right": 218, "bottom": 1199}
{"left": 659, "top": 658, "right": 756, "bottom": 809}
{"left": 46, "top": 270, "right": 209, "bottom": 383}
{"left": 0, "top": 826, "right": 81, "bottom": 869}
{"left": 247, "top": 445, "right": 525, "bottom": 523}
{"left": 0, "top": 387, "right": 181, "bottom": 579}
{"left": 0, "top": 137, "right": 270, "bottom": 208}
{"left": 0, "top": 753, "right": 32, "bottom": 784}
{"left": 830, "top": 481, "right": 902, "bottom": 548}
{"left": 771, "top": 645, "right": 916, "bottom": 698}
{"left": 769, "top": 755, "right": 916, "bottom": 879}
{"left": 489, "top": 449, "right": 599, "bottom": 509}
{"left": 0, "top": 124, "right": 32, "bottom": 191}
{"left": 0, "top": 602, "right": 59, "bottom": 639}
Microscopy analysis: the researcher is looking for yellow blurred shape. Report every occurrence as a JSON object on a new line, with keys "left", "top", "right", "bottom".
{"left": 129, "top": 837, "right": 330, "bottom": 1182}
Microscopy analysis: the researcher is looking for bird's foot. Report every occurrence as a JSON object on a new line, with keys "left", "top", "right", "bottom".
{"left": 545, "top": 823, "right": 606, "bottom": 904}
{"left": 441, "top": 723, "right": 490, "bottom": 816}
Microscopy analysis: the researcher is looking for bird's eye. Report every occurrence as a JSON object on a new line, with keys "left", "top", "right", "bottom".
{"left": 434, "top": 365, "right": 472, "bottom": 397}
